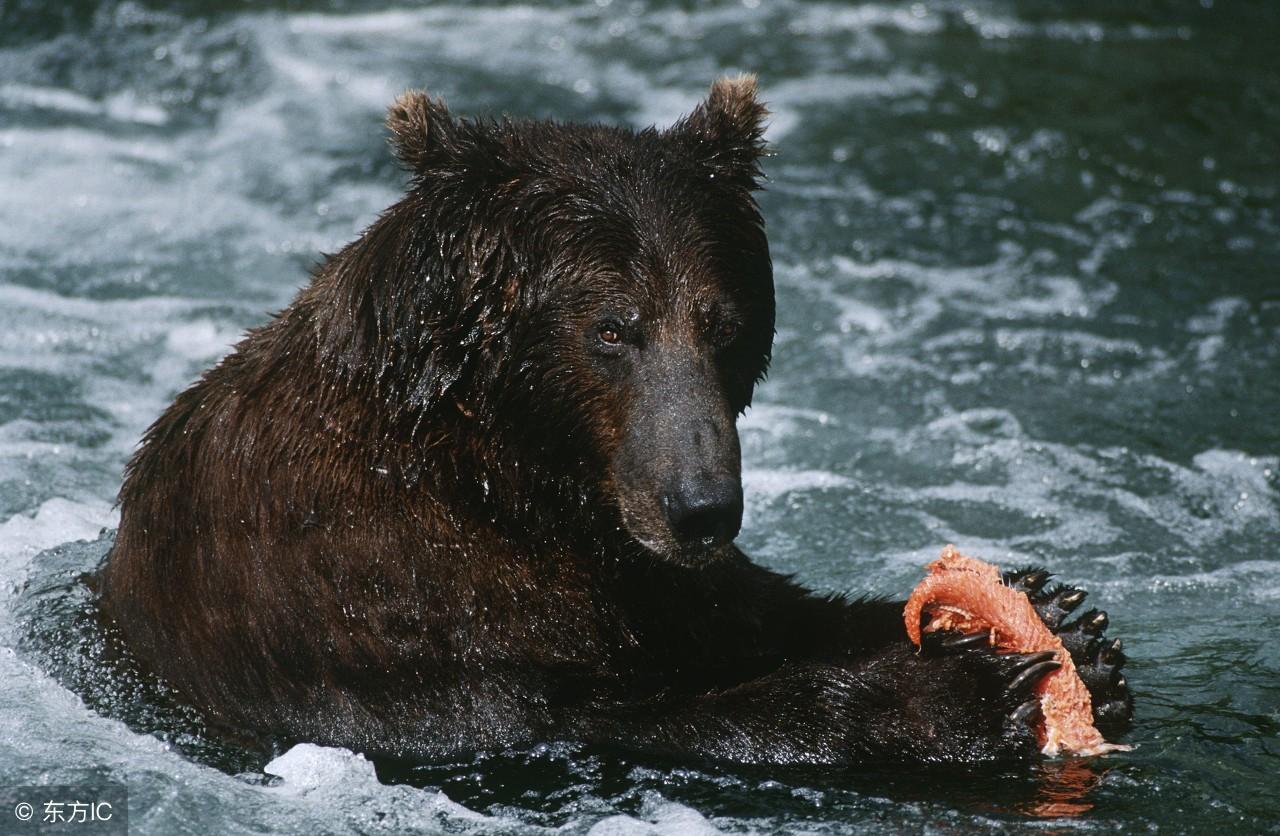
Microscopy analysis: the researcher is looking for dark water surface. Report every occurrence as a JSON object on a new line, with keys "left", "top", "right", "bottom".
{"left": 2, "top": 1, "right": 1278, "bottom": 833}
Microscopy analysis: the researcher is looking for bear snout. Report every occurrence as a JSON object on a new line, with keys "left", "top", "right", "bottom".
{"left": 613, "top": 403, "right": 744, "bottom": 560}
{"left": 660, "top": 476, "right": 743, "bottom": 549}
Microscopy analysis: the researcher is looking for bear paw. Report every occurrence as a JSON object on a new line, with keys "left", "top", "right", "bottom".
{"left": 923, "top": 633, "right": 1064, "bottom": 742}
{"left": 1002, "top": 566, "right": 1134, "bottom": 735}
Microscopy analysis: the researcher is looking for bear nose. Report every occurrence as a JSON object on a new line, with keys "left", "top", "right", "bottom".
{"left": 662, "top": 479, "right": 743, "bottom": 548}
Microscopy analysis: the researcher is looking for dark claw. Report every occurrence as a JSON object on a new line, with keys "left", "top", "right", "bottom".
{"left": 1056, "top": 608, "right": 1110, "bottom": 661}
{"left": 1010, "top": 698, "right": 1043, "bottom": 726}
{"left": 943, "top": 631, "right": 990, "bottom": 650}
{"left": 1003, "top": 567, "right": 1051, "bottom": 594}
{"left": 1007, "top": 659, "right": 1061, "bottom": 694}
{"left": 1084, "top": 609, "right": 1109, "bottom": 633}
{"left": 1077, "top": 637, "right": 1127, "bottom": 696}
{"left": 1008, "top": 650, "right": 1058, "bottom": 669}
{"left": 1059, "top": 589, "right": 1087, "bottom": 610}
{"left": 1033, "top": 584, "right": 1088, "bottom": 629}
{"left": 1023, "top": 569, "right": 1052, "bottom": 592}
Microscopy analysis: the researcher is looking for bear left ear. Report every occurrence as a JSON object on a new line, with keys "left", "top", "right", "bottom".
{"left": 675, "top": 74, "right": 769, "bottom": 184}
{"left": 386, "top": 89, "right": 460, "bottom": 172}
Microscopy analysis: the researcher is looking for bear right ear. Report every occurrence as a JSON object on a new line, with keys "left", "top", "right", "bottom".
{"left": 386, "top": 89, "right": 459, "bottom": 171}
{"left": 675, "top": 74, "right": 769, "bottom": 185}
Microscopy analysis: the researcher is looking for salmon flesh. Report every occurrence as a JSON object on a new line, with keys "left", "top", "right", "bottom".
{"left": 903, "top": 546, "right": 1130, "bottom": 757}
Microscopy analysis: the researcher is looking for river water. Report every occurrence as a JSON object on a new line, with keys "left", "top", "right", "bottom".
{"left": 1, "top": 1, "right": 1277, "bottom": 833}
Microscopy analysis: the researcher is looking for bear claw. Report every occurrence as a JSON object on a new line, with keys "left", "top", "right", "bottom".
{"left": 1004, "top": 566, "right": 1052, "bottom": 595}
{"left": 1076, "top": 641, "right": 1114, "bottom": 689}
{"left": 1010, "top": 698, "right": 1043, "bottom": 726}
{"left": 1056, "top": 608, "right": 1109, "bottom": 660}
{"left": 1006, "top": 650, "right": 1057, "bottom": 669}
{"left": 995, "top": 565, "right": 1134, "bottom": 737}
{"left": 942, "top": 630, "right": 990, "bottom": 650}
{"left": 1058, "top": 588, "right": 1087, "bottom": 610}
{"left": 1074, "top": 636, "right": 1133, "bottom": 732}
{"left": 1006, "top": 657, "right": 1061, "bottom": 695}
{"left": 1034, "top": 584, "right": 1088, "bottom": 629}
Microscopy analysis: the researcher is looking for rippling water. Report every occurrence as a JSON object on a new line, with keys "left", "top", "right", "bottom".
{"left": 2, "top": 1, "right": 1278, "bottom": 832}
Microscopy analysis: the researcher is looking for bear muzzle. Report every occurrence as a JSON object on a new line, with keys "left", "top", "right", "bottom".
{"left": 660, "top": 476, "right": 743, "bottom": 550}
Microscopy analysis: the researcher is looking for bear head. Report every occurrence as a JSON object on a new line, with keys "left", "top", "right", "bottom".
{"left": 324, "top": 76, "right": 773, "bottom": 566}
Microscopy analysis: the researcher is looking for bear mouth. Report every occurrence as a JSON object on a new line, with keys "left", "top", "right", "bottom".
{"left": 668, "top": 539, "right": 738, "bottom": 567}
{"left": 619, "top": 498, "right": 740, "bottom": 566}
{"left": 614, "top": 466, "right": 747, "bottom": 563}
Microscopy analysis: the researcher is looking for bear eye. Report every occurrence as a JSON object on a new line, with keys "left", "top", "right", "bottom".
{"left": 596, "top": 321, "right": 624, "bottom": 348}
{"left": 709, "top": 318, "right": 739, "bottom": 347}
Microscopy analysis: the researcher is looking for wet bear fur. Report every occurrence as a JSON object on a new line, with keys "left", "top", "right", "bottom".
{"left": 100, "top": 77, "right": 1131, "bottom": 765}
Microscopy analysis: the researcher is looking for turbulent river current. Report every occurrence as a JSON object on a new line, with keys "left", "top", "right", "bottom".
{"left": 1, "top": 1, "right": 1277, "bottom": 833}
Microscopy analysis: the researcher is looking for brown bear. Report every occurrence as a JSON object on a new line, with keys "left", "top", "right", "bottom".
{"left": 99, "top": 76, "right": 1131, "bottom": 765}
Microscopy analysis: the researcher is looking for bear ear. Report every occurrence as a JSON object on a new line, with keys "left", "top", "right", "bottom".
{"left": 676, "top": 74, "right": 769, "bottom": 183}
{"left": 386, "top": 89, "right": 459, "bottom": 171}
